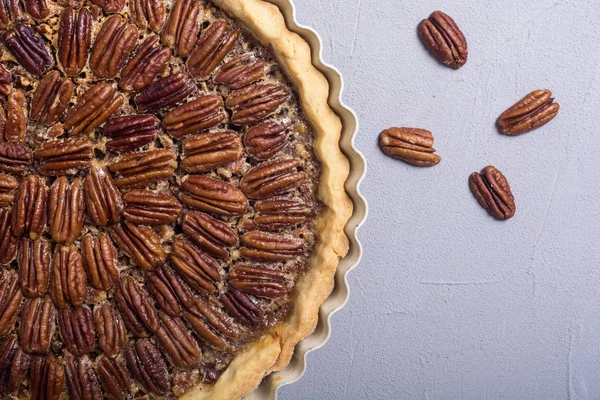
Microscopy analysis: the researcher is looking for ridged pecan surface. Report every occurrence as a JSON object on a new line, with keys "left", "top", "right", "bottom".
{"left": 469, "top": 165, "right": 516, "bottom": 220}
{"left": 418, "top": 10, "right": 468, "bottom": 69}
{"left": 497, "top": 89, "right": 560, "bottom": 135}
{"left": 379, "top": 127, "right": 441, "bottom": 166}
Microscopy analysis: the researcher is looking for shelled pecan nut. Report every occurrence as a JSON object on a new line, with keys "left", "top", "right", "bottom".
{"left": 18, "top": 237, "right": 51, "bottom": 298}
{"left": 123, "top": 190, "right": 182, "bottom": 225}
{"left": 497, "top": 89, "right": 560, "bottom": 135}
{"left": 180, "top": 131, "right": 242, "bottom": 173}
{"left": 103, "top": 114, "right": 160, "bottom": 154}
{"left": 226, "top": 83, "right": 289, "bottom": 125}
{"left": 171, "top": 238, "right": 222, "bottom": 294}
{"left": 183, "top": 298, "right": 236, "bottom": 350}
{"left": 181, "top": 211, "right": 237, "bottom": 259}
{"left": 144, "top": 265, "right": 194, "bottom": 317}
{"left": 0, "top": 273, "right": 22, "bottom": 337}
{"left": 0, "top": 0, "right": 20, "bottom": 29}
{"left": 58, "top": 7, "right": 92, "bottom": 76}
{"left": 12, "top": 174, "right": 47, "bottom": 239}
{"left": 115, "top": 276, "right": 159, "bottom": 337}
{"left": 57, "top": 305, "right": 95, "bottom": 356}
{"left": 180, "top": 175, "right": 248, "bottom": 216}
{"left": 188, "top": 20, "right": 238, "bottom": 79}
{"left": 50, "top": 246, "right": 87, "bottom": 309}
{"left": 48, "top": 177, "right": 83, "bottom": 244}
{"left": 0, "top": 208, "right": 18, "bottom": 264}
{"left": 220, "top": 287, "right": 262, "bottom": 326}
{"left": 160, "top": 0, "right": 200, "bottom": 57}
{"left": 63, "top": 355, "right": 103, "bottom": 400}
{"left": 19, "top": 296, "right": 54, "bottom": 353}
{"left": 109, "top": 221, "right": 166, "bottom": 270}
{"left": 229, "top": 263, "right": 288, "bottom": 298}
{"left": 90, "top": 0, "right": 124, "bottom": 13}
{"left": 2, "top": 24, "right": 53, "bottom": 76}
{"left": 379, "top": 127, "right": 441, "bottom": 166}
{"left": 4, "top": 88, "right": 26, "bottom": 143}
{"left": 124, "top": 339, "right": 171, "bottom": 396}
{"left": 0, "top": 335, "right": 30, "bottom": 394}
{"left": 418, "top": 10, "right": 468, "bottom": 69}
{"left": 240, "top": 158, "right": 306, "bottom": 199}
{"left": 134, "top": 72, "right": 195, "bottom": 112}
{"left": 23, "top": 0, "right": 47, "bottom": 20}
{"left": 64, "top": 83, "right": 124, "bottom": 136}
{"left": 0, "top": 174, "right": 18, "bottom": 206}
{"left": 469, "top": 165, "right": 516, "bottom": 221}
{"left": 94, "top": 303, "right": 126, "bottom": 358}
{"left": 83, "top": 166, "right": 123, "bottom": 227}
{"left": 34, "top": 138, "right": 93, "bottom": 175}
{"left": 89, "top": 15, "right": 138, "bottom": 79}
{"left": 163, "top": 94, "right": 227, "bottom": 139}
{"left": 108, "top": 149, "right": 177, "bottom": 189}
{"left": 0, "top": 65, "right": 13, "bottom": 96}
{"left": 120, "top": 36, "right": 171, "bottom": 92}
{"left": 254, "top": 197, "right": 312, "bottom": 230}
{"left": 96, "top": 355, "right": 132, "bottom": 400}
{"left": 155, "top": 312, "right": 201, "bottom": 369}
{"left": 0, "top": 142, "right": 31, "bottom": 174}
{"left": 81, "top": 233, "right": 119, "bottom": 291}
{"left": 244, "top": 120, "right": 291, "bottom": 160}
{"left": 29, "top": 355, "right": 65, "bottom": 400}
{"left": 129, "top": 0, "right": 165, "bottom": 33}
{"left": 30, "top": 71, "right": 73, "bottom": 126}
{"left": 215, "top": 54, "right": 267, "bottom": 89}
{"left": 240, "top": 230, "right": 305, "bottom": 261}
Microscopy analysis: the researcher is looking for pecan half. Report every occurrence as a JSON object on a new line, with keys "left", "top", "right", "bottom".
{"left": 215, "top": 54, "right": 267, "bottom": 89}
{"left": 240, "top": 230, "right": 305, "bottom": 261}
{"left": 94, "top": 303, "right": 126, "bottom": 358}
{"left": 89, "top": 15, "right": 138, "bottom": 79}
{"left": 0, "top": 335, "right": 30, "bottom": 394}
{"left": 144, "top": 265, "right": 194, "bottom": 317}
{"left": 163, "top": 94, "right": 227, "bottom": 139}
{"left": 220, "top": 288, "right": 262, "bottom": 327}
{"left": 181, "top": 211, "right": 237, "bottom": 259}
{"left": 244, "top": 120, "right": 290, "bottom": 160}
{"left": 418, "top": 10, "right": 468, "bottom": 69}
{"left": 64, "top": 83, "right": 124, "bottom": 136}
{"left": 379, "top": 127, "right": 441, "bottom": 166}
{"left": 30, "top": 355, "right": 65, "bottom": 400}
{"left": 0, "top": 0, "right": 20, "bottom": 29}
{"left": 108, "top": 149, "right": 177, "bottom": 189}
{"left": 3, "top": 88, "right": 26, "bottom": 143}
{"left": 0, "top": 273, "right": 22, "bottom": 337}
{"left": 171, "top": 238, "right": 222, "bottom": 294}
{"left": 18, "top": 237, "right": 51, "bottom": 298}
{"left": 96, "top": 355, "right": 132, "bottom": 400}
{"left": 34, "top": 138, "right": 93, "bottom": 175}
{"left": 469, "top": 165, "right": 516, "bottom": 221}
{"left": 50, "top": 246, "right": 87, "bottom": 309}
{"left": 134, "top": 72, "right": 195, "bottom": 112}
{"left": 48, "top": 177, "right": 83, "bottom": 244}
{"left": 0, "top": 208, "right": 18, "bottom": 265}
{"left": 103, "top": 114, "right": 160, "bottom": 154}
{"left": 129, "top": 0, "right": 165, "bottom": 33}
{"left": 23, "top": 0, "right": 47, "bottom": 20}
{"left": 254, "top": 197, "right": 312, "bottom": 230}
{"left": 58, "top": 305, "right": 95, "bottom": 356}
{"left": 83, "top": 166, "right": 123, "bottom": 227}
{"left": 58, "top": 7, "right": 92, "bottom": 76}
{"left": 188, "top": 20, "right": 238, "bottom": 79}
{"left": 240, "top": 158, "right": 306, "bottom": 199}
{"left": 0, "top": 142, "right": 31, "bottom": 174}
{"left": 115, "top": 276, "right": 159, "bottom": 337}
{"left": 2, "top": 24, "right": 53, "bottom": 76}
{"left": 183, "top": 298, "right": 236, "bottom": 350}
{"left": 180, "top": 175, "right": 248, "bottom": 216}
{"left": 12, "top": 174, "right": 47, "bottom": 239}
{"left": 497, "top": 89, "right": 560, "bottom": 135}
{"left": 124, "top": 339, "right": 171, "bottom": 396}
{"left": 81, "top": 233, "right": 119, "bottom": 291}
{"left": 229, "top": 264, "right": 288, "bottom": 298}
{"left": 63, "top": 355, "right": 102, "bottom": 400}
{"left": 90, "top": 0, "right": 123, "bottom": 13}
{"left": 19, "top": 296, "right": 54, "bottom": 354}
{"left": 226, "top": 83, "right": 289, "bottom": 126}
{"left": 181, "top": 131, "right": 242, "bottom": 173}
{"left": 120, "top": 36, "right": 171, "bottom": 92}
{"left": 110, "top": 222, "right": 166, "bottom": 270}
{"left": 123, "top": 190, "right": 182, "bottom": 225}
{"left": 161, "top": 0, "right": 200, "bottom": 57}
{"left": 155, "top": 312, "right": 201, "bottom": 369}
{"left": 0, "top": 65, "right": 13, "bottom": 96}
{"left": 0, "top": 174, "right": 18, "bottom": 206}
{"left": 30, "top": 71, "right": 73, "bottom": 126}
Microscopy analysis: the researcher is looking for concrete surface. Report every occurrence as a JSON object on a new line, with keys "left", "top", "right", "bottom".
{"left": 279, "top": 1, "right": 600, "bottom": 399}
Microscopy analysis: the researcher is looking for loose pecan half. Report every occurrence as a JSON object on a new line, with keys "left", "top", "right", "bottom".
{"left": 220, "top": 287, "right": 262, "bottom": 326}
{"left": 64, "top": 83, "right": 124, "bottom": 136}
{"left": 188, "top": 20, "right": 238, "bottom": 79}
{"left": 0, "top": 0, "right": 20, "bottom": 29}
{"left": 144, "top": 265, "right": 194, "bottom": 317}
{"left": 171, "top": 238, "right": 222, "bottom": 294}
{"left": 48, "top": 177, "right": 83, "bottom": 244}
{"left": 94, "top": 303, "right": 126, "bottom": 358}
{"left": 161, "top": 0, "right": 200, "bottom": 57}
{"left": 0, "top": 65, "right": 12, "bottom": 96}
{"left": 0, "top": 174, "right": 17, "bottom": 206}
{"left": 0, "top": 208, "right": 18, "bottom": 264}
{"left": 3, "top": 88, "right": 26, "bottom": 143}
{"left": 229, "top": 264, "right": 288, "bottom": 298}
{"left": 418, "top": 10, "right": 468, "bottom": 69}
{"left": 57, "top": 7, "right": 92, "bottom": 76}
{"left": 183, "top": 298, "right": 236, "bottom": 350}
{"left": 83, "top": 166, "right": 123, "bottom": 227}
{"left": 30, "top": 71, "right": 73, "bottom": 126}
{"left": 115, "top": 276, "right": 159, "bottom": 337}
{"left": 34, "top": 138, "right": 93, "bottom": 175}
{"left": 155, "top": 312, "right": 201, "bottom": 369}
{"left": 254, "top": 197, "right": 312, "bottom": 230}
{"left": 23, "top": 0, "right": 47, "bottom": 20}
{"left": 18, "top": 237, "right": 51, "bottom": 298}
{"left": 63, "top": 355, "right": 102, "bottom": 400}
{"left": 124, "top": 339, "right": 171, "bottom": 396}
{"left": 240, "top": 158, "right": 306, "bottom": 199}
{"left": 0, "top": 273, "right": 22, "bottom": 337}
{"left": 180, "top": 211, "right": 237, "bottom": 259}
{"left": 0, "top": 142, "right": 31, "bottom": 174}
{"left": 379, "top": 127, "right": 441, "bottom": 166}
{"left": 163, "top": 94, "right": 227, "bottom": 139}
{"left": 96, "top": 355, "right": 132, "bottom": 400}
{"left": 2, "top": 24, "right": 53, "bottom": 76}
{"left": 226, "top": 83, "right": 289, "bottom": 126}
{"left": 0, "top": 335, "right": 30, "bottom": 394}
{"left": 110, "top": 222, "right": 166, "bottom": 270}
{"left": 497, "top": 89, "right": 560, "bottom": 135}
{"left": 244, "top": 120, "right": 291, "bottom": 160}
{"left": 134, "top": 72, "right": 195, "bottom": 112}
{"left": 50, "top": 246, "right": 87, "bottom": 309}
{"left": 103, "top": 114, "right": 160, "bottom": 154}
{"left": 180, "top": 175, "right": 248, "bottom": 216}
{"left": 240, "top": 230, "right": 305, "bottom": 261}
{"left": 81, "top": 233, "right": 119, "bottom": 291}
{"left": 129, "top": 0, "right": 165, "bottom": 33}
{"left": 469, "top": 165, "right": 516, "bottom": 221}
{"left": 123, "top": 190, "right": 182, "bottom": 225}
{"left": 30, "top": 355, "right": 65, "bottom": 400}
{"left": 58, "top": 305, "right": 95, "bottom": 356}
{"left": 90, "top": 0, "right": 123, "bottom": 13}
{"left": 215, "top": 54, "right": 267, "bottom": 89}
{"left": 89, "top": 15, "right": 137, "bottom": 79}
{"left": 120, "top": 36, "right": 171, "bottom": 92}
{"left": 19, "top": 296, "right": 54, "bottom": 353}
{"left": 12, "top": 174, "right": 47, "bottom": 239}
{"left": 180, "top": 131, "right": 242, "bottom": 173}
{"left": 108, "top": 149, "right": 177, "bottom": 189}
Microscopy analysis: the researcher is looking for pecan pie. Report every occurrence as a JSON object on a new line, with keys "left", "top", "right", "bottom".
{"left": 0, "top": 0, "right": 351, "bottom": 398}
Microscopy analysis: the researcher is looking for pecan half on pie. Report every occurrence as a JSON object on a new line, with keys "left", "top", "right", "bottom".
{"left": 0, "top": 0, "right": 351, "bottom": 398}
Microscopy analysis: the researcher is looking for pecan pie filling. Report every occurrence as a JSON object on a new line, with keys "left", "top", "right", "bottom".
{"left": 0, "top": 0, "right": 322, "bottom": 397}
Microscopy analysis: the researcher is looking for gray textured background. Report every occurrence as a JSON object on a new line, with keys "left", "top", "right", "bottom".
{"left": 279, "top": 0, "right": 600, "bottom": 399}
